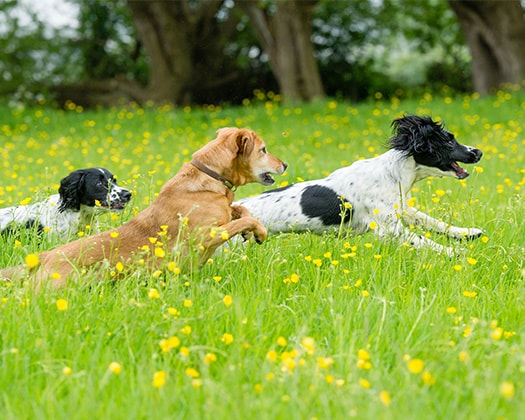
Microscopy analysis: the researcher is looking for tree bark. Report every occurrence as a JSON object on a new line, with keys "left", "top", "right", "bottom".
{"left": 126, "top": 0, "right": 230, "bottom": 105}
{"left": 448, "top": 0, "right": 525, "bottom": 94}
{"left": 238, "top": 0, "right": 325, "bottom": 102}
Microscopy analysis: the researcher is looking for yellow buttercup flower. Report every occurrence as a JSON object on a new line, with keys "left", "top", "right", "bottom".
{"left": 185, "top": 367, "right": 200, "bottom": 378}
{"left": 152, "top": 370, "right": 166, "bottom": 388}
{"left": 407, "top": 358, "right": 425, "bottom": 374}
{"left": 25, "top": 253, "right": 39, "bottom": 268}
{"left": 221, "top": 333, "right": 234, "bottom": 345}
{"left": 223, "top": 295, "right": 233, "bottom": 307}
{"left": 108, "top": 362, "right": 122, "bottom": 375}
{"left": 379, "top": 390, "right": 391, "bottom": 407}
{"left": 500, "top": 381, "right": 515, "bottom": 399}
{"left": 301, "top": 336, "right": 315, "bottom": 355}
{"left": 277, "top": 336, "right": 287, "bottom": 347}
{"left": 148, "top": 288, "right": 160, "bottom": 299}
{"left": 56, "top": 299, "right": 68, "bottom": 311}
{"left": 204, "top": 353, "right": 217, "bottom": 364}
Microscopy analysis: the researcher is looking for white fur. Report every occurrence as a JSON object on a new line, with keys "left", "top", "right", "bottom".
{"left": 236, "top": 149, "right": 482, "bottom": 256}
{"left": 0, "top": 194, "right": 97, "bottom": 239}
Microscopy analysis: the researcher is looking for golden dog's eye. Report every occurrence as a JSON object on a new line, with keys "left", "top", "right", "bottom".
{"left": 261, "top": 147, "right": 267, "bottom": 154}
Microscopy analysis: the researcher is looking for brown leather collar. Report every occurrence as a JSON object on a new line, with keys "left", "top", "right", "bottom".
{"left": 190, "top": 159, "right": 236, "bottom": 191}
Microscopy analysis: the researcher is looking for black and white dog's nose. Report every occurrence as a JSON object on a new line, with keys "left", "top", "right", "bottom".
{"left": 120, "top": 190, "right": 132, "bottom": 201}
{"left": 471, "top": 148, "right": 483, "bottom": 162}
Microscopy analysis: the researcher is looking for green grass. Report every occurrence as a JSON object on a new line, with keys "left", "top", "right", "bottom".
{"left": 1, "top": 90, "right": 524, "bottom": 419}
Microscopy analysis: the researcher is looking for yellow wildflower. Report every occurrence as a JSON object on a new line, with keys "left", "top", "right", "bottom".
{"left": 204, "top": 353, "right": 217, "bottom": 364}
{"left": 221, "top": 333, "right": 234, "bottom": 345}
{"left": 56, "top": 299, "right": 68, "bottom": 311}
{"left": 500, "top": 381, "right": 515, "bottom": 399}
{"left": 223, "top": 295, "right": 233, "bottom": 307}
{"left": 108, "top": 362, "right": 122, "bottom": 375}
{"left": 379, "top": 390, "right": 391, "bottom": 407}
{"left": 407, "top": 358, "right": 425, "bottom": 374}
{"left": 152, "top": 371, "right": 166, "bottom": 388}
{"left": 25, "top": 253, "right": 39, "bottom": 268}
{"left": 185, "top": 367, "right": 200, "bottom": 378}
{"left": 148, "top": 288, "right": 160, "bottom": 299}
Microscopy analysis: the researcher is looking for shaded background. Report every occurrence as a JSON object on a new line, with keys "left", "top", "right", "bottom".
{"left": 1, "top": 0, "right": 525, "bottom": 107}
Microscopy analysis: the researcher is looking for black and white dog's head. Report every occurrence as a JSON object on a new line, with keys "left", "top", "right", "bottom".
{"left": 58, "top": 168, "right": 132, "bottom": 213}
{"left": 389, "top": 115, "right": 482, "bottom": 179}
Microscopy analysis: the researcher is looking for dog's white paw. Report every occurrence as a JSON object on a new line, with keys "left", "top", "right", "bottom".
{"left": 448, "top": 227, "right": 483, "bottom": 240}
{"left": 465, "top": 228, "right": 483, "bottom": 239}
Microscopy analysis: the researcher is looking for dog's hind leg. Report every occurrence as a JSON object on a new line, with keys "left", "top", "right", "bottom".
{"left": 404, "top": 207, "right": 483, "bottom": 239}
{"left": 399, "top": 230, "right": 456, "bottom": 257}
{"left": 376, "top": 219, "right": 456, "bottom": 257}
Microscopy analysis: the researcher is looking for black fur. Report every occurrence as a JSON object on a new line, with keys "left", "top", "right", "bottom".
{"left": 2, "top": 219, "right": 44, "bottom": 237}
{"left": 300, "top": 185, "right": 352, "bottom": 226}
{"left": 58, "top": 168, "right": 131, "bottom": 212}
{"left": 389, "top": 115, "right": 482, "bottom": 176}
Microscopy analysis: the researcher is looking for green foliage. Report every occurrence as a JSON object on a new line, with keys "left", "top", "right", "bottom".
{"left": 0, "top": 0, "right": 70, "bottom": 102}
{"left": 314, "top": 0, "right": 471, "bottom": 100}
{"left": 0, "top": 0, "right": 473, "bottom": 106}
{"left": 76, "top": 0, "right": 147, "bottom": 84}
{"left": 1, "top": 91, "right": 524, "bottom": 417}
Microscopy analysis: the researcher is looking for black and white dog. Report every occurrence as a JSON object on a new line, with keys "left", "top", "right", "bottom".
{"left": 235, "top": 115, "right": 483, "bottom": 256}
{"left": 0, "top": 168, "right": 132, "bottom": 241}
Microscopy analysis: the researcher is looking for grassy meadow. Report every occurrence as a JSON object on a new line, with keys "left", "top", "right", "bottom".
{"left": 0, "top": 89, "right": 524, "bottom": 419}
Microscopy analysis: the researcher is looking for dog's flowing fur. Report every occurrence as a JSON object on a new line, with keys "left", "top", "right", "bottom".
{"left": 1, "top": 128, "right": 287, "bottom": 289}
{"left": 235, "top": 115, "right": 483, "bottom": 256}
{"left": 0, "top": 168, "right": 131, "bottom": 240}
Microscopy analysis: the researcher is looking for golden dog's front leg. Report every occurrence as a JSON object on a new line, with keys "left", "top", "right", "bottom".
{"left": 231, "top": 204, "right": 252, "bottom": 220}
{"left": 199, "top": 216, "right": 268, "bottom": 264}
{"left": 230, "top": 204, "right": 258, "bottom": 241}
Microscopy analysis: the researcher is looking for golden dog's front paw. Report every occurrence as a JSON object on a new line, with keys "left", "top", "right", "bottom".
{"left": 253, "top": 224, "right": 267, "bottom": 244}
{"left": 241, "top": 231, "right": 254, "bottom": 242}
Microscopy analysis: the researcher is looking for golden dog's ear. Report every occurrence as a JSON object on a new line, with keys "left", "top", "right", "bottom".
{"left": 236, "top": 130, "right": 255, "bottom": 160}
{"left": 216, "top": 127, "right": 236, "bottom": 138}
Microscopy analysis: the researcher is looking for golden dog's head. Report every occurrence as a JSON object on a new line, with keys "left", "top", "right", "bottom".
{"left": 194, "top": 127, "right": 287, "bottom": 187}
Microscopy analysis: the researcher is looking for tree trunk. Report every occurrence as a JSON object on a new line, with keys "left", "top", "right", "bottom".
{"left": 120, "top": 0, "right": 227, "bottom": 105}
{"left": 238, "top": 0, "right": 325, "bottom": 102}
{"left": 448, "top": 0, "right": 525, "bottom": 94}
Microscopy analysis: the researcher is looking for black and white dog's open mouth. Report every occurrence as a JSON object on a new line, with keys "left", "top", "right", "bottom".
{"left": 451, "top": 162, "right": 469, "bottom": 179}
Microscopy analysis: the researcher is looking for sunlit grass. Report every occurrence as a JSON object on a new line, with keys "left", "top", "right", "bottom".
{"left": 1, "top": 89, "right": 524, "bottom": 418}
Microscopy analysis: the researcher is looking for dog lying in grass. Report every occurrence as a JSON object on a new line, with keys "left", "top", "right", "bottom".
{"left": 0, "top": 168, "right": 131, "bottom": 241}
{"left": 1, "top": 128, "right": 287, "bottom": 290}
{"left": 235, "top": 115, "right": 483, "bottom": 256}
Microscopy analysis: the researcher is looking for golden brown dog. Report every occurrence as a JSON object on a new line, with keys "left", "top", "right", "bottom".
{"left": 2, "top": 127, "right": 287, "bottom": 289}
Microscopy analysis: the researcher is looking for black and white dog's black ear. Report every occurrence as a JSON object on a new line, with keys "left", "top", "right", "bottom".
{"left": 58, "top": 170, "right": 86, "bottom": 212}
{"left": 389, "top": 114, "right": 441, "bottom": 155}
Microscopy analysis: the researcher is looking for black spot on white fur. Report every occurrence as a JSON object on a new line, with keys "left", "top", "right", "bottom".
{"left": 300, "top": 185, "right": 352, "bottom": 226}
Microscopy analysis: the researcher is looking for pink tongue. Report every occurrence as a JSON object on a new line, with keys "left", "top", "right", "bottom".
{"left": 451, "top": 162, "right": 469, "bottom": 178}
